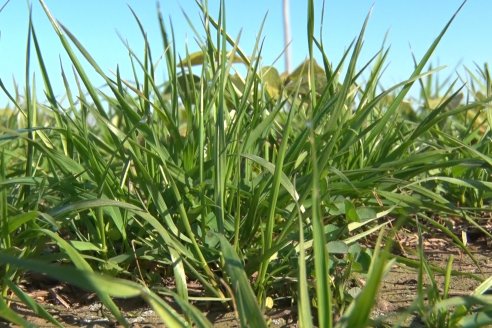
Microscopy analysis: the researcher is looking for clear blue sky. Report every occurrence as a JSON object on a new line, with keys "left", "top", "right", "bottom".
{"left": 0, "top": 0, "right": 490, "bottom": 106}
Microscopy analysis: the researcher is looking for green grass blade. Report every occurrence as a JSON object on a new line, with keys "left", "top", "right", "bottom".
{"left": 39, "top": 229, "right": 127, "bottom": 325}
{"left": 213, "top": 0, "right": 227, "bottom": 235}
{"left": 297, "top": 198, "right": 313, "bottom": 328}
{"left": 30, "top": 18, "right": 68, "bottom": 155}
{"left": 240, "top": 154, "right": 303, "bottom": 207}
{"left": 218, "top": 234, "right": 268, "bottom": 328}
{"left": 337, "top": 229, "right": 392, "bottom": 328}
{"left": 0, "top": 294, "right": 34, "bottom": 327}
{"left": 443, "top": 255, "right": 454, "bottom": 299}
{"left": 0, "top": 152, "right": 10, "bottom": 252}
{"left": 47, "top": 198, "right": 193, "bottom": 258}
{"left": 22, "top": 7, "right": 34, "bottom": 211}
{"left": 366, "top": 1, "right": 466, "bottom": 146}
{"left": 257, "top": 102, "right": 296, "bottom": 297}
{"left": 458, "top": 309, "right": 492, "bottom": 328}
{"left": 307, "top": 1, "right": 332, "bottom": 326}
{"left": 5, "top": 279, "right": 63, "bottom": 327}
{"left": 0, "top": 253, "right": 193, "bottom": 327}
{"left": 474, "top": 276, "right": 492, "bottom": 296}
{"left": 38, "top": 0, "right": 108, "bottom": 120}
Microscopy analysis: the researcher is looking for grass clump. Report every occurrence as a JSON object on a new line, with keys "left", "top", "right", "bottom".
{"left": 1, "top": 0, "right": 491, "bottom": 327}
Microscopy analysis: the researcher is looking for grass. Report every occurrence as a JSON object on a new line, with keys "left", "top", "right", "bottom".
{"left": 0, "top": 0, "right": 491, "bottom": 327}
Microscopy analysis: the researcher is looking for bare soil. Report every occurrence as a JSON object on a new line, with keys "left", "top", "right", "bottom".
{"left": 372, "top": 231, "right": 492, "bottom": 327}
{"left": 1, "top": 230, "right": 491, "bottom": 327}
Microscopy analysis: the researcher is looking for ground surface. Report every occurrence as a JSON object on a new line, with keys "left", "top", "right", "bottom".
{"left": 1, "top": 228, "right": 491, "bottom": 327}
{"left": 372, "top": 228, "right": 492, "bottom": 327}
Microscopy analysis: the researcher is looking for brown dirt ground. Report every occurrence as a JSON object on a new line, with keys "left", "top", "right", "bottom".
{"left": 1, "top": 230, "right": 491, "bottom": 327}
{"left": 372, "top": 230, "right": 492, "bottom": 327}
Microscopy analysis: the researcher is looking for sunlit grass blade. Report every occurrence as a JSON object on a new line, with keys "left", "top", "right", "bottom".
{"left": 30, "top": 16, "right": 68, "bottom": 155}
{"left": 306, "top": 0, "right": 332, "bottom": 326}
{"left": 297, "top": 197, "right": 313, "bottom": 328}
{"left": 366, "top": 1, "right": 467, "bottom": 146}
{"left": 323, "top": 7, "right": 371, "bottom": 147}
{"left": 0, "top": 295, "right": 33, "bottom": 328}
{"left": 218, "top": 234, "right": 268, "bottom": 328}
{"left": 473, "top": 276, "right": 492, "bottom": 296}
{"left": 443, "top": 255, "right": 454, "bottom": 300}
{"left": 4, "top": 279, "right": 63, "bottom": 327}
{"left": 194, "top": 0, "right": 251, "bottom": 66}
{"left": 213, "top": 0, "right": 228, "bottom": 235}
{"left": 47, "top": 198, "right": 193, "bottom": 259}
{"left": 0, "top": 253, "right": 205, "bottom": 327}
{"left": 40, "top": 229, "right": 128, "bottom": 325}
{"left": 38, "top": 0, "right": 108, "bottom": 120}
{"left": 240, "top": 154, "right": 304, "bottom": 210}
{"left": 256, "top": 101, "right": 296, "bottom": 298}
{"left": 417, "top": 213, "right": 479, "bottom": 268}
{"left": 22, "top": 6, "right": 35, "bottom": 212}
{"left": 0, "top": 152, "right": 10, "bottom": 255}
{"left": 431, "top": 295, "right": 492, "bottom": 328}
{"left": 337, "top": 228, "right": 394, "bottom": 328}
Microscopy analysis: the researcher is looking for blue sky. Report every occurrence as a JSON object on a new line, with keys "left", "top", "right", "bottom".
{"left": 0, "top": 0, "right": 490, "bottom": 106}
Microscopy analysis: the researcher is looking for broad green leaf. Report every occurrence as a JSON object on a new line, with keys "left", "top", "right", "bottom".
{"left": 344, "top": 199, "right": 360, "bottom": 223}
{"left": 178, "top": 50, "right": 247, "bottom": 67}
{"left": 260, "top": 66, "right": 282, "bottom": 99}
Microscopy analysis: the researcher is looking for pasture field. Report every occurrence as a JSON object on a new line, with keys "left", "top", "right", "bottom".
{"left": 1, "top": 1, "right": 491, "bottom": 327}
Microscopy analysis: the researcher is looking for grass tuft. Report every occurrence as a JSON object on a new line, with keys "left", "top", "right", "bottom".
{"left": 0, "top": 0, "right": 490, "bottom": 326}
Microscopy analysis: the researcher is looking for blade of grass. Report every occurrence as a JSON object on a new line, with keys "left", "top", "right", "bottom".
{"left": 443, "top": 255, "right": 454, "bottom": 299}
{"left": 307, "top": 1, "right": 332, "bottom": 326}
{"left": 30, "top": 16, "right": 68, "bottom": 155}
{"left": 0, "top": 151, "right": 11, "bottom": 301}
{"left": 214, "top": 0, "right": 227, "bottom": 234}
{"left": 0, "top": 295, "right": 33, "bottom": 327}
{"left": 37, "top": 0, "right": 108, "bottom": 120}
{"left": 365, "top": 1, "right": 467, "bottom": 146}
{"left": 40, "top": 229, "right": 128, "bottom": 326}
{"left": 256, "top": 101, "right": 296, "bottom": 300}
{"left": 5, "top": 279, "right": 63, "bottom": 327}
{"left": 0, "top": 253, "right": 201, "bottom": 327}
{"left": 297, "top": 189, "right": 313, "bottom": 328}
{"left": 218, "top": 234, "right": 268, "bottom": 328}
{"left": 0, "top": 152, "right": 9, "bottom": 247}
{"left": 473, "top": 276, "right": 492, "bottom": 296}
{"left": 22, "top": 6, "right": 34, "bottom": 212}
{"left": 337, "top": 228, "right": 393, "bottom": 328}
